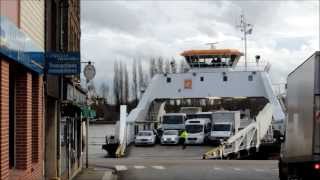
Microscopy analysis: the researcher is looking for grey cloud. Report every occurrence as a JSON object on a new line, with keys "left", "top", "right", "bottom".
{"left": 82, "top": 1, "right": 142, "bottom": 35}
{"left": 81, "top": 0, "right": 318, "bottom": 89}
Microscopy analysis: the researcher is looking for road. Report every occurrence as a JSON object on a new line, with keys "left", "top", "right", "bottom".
{"left": 115, "top": 159, "right": 278, "bottom": 180}
{"left": 88, "top": 144, "right": 279, "bottom": 180}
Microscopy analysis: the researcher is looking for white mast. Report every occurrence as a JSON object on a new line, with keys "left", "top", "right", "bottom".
{"left": 237, "top": 14, "right": 253, "bottom": 71}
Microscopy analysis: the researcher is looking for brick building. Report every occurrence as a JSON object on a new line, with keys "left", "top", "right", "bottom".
{"left": 45, "top": 0, "right": 83, "bottom": 179}
{"left": 0, "top": 0, "right": 45, "bottom": 179}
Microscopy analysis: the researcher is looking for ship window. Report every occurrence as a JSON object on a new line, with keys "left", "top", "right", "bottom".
{"left": 248, "top": 75, "right": 253, "bottom": 81}
{"left": 167, "top": 77, "right": 171, "bottom": 83}
{"left": 200, "top": 76, "right": 204, "bottom": 81}
{"left": 223, "top": 76, "right": 228, "bottom": 82}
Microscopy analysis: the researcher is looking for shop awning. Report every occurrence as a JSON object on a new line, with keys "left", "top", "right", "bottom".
{"left": 0, "top": 16, "right": 43, "bottom": 74}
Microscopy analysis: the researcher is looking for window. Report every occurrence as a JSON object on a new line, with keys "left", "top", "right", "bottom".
{"left": 248, "top": 75, "right": 253, "bottom": 81}
{"left": 223, "top": 76, "right": 228, "bottom": 82}
{"left": 186, "top": 125, "right": 203, "bottom": 133}
{"left": 200, "top": 76, "right": 204, "bottom": 81}
{"left": 162, "top": 116, "right": 184, "bottom": 124}
{"left": 135, "top": 125, "right": 139, "bottom": 135}
{"left": 166, "top": 77, "right": 171, "bottom": 83}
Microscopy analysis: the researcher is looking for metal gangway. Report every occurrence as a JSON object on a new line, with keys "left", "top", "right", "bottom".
{"left": 202, "top": 103, "right": 273, "bottom": 159}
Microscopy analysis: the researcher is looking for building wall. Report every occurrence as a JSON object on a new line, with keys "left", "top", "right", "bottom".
{"left": 0, "top": 0, "right": 19, "bottom": 26}
{"left": 20, "top": 0, "right": 45, "bottom": 50}
{"left": 68, "top": 0, "right": 80, "bottom": 52}
{"left": 0, "top": 59, "right": 10, "bottom": 180}
{"left": 0, "top": 0, "right": 45, "bottom": 179}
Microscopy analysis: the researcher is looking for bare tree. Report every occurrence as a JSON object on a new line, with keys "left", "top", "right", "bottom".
{"left": 113, "top": 61, "right": 120, "bottom": 106}
{"left": 164, "top": 60, "right": 171, "bottom": 74}
{"left": 100, "top": 82, "right": 109, "bottom": 103}
{"left": 138, "top": 59, "right": 145, "bottom": 99}
{"left": 179, "top": 60, "right": 190, "bottom": 73}
{"left": 171, "top": 57, "right": 177, "bottom": 73}
{"left": 124, "top": 63, "right": 129, "bottom": 104}
{"left": 157, "top": 57, "right": 164, "bottom": 74}
{"left": 149, "top": 57, "right": 157, "bottom": 78}
{"left": 132, "top": 59, "right": 138, "bottom": 103}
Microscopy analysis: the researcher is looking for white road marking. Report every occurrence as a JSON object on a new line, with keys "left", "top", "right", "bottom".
{"left": 115, "top": 165, "right": 128, "bottom": 171}
{"left": 152, "top": 166, "right": 166, "bottom": 170}
{"left": 254, "top": 168, "right": 265, "bottom": 172}
{"left": 213, "top": 167, "right": 222, "bottom": 171}
{"left": 134, "top": 165, "right": 146, "bottom": 169}
{"left": 233, "top": 168, "right": 242, "bottom": 171}
{"left": 102, "top": 171, "right": 112, "bottom": 180}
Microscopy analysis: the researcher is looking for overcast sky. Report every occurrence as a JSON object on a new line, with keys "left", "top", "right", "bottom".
{"left": 81, "top": 0, "right": 319, "bottom": 91}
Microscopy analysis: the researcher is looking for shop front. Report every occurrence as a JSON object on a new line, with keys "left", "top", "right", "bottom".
{"left": 60, "top": 81, "right": 87, "bottom": 179}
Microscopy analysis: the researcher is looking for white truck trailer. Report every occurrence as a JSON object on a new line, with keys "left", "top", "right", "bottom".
{"left": 279, "top": 52, "right": 320, "bottom": 180}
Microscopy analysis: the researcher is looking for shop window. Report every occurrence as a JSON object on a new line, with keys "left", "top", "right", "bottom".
{"left": 166, "top": 77, "right": 171, "bottom": 83}
{"left": 248, "top": 75, "right": 253, "bottom": 81}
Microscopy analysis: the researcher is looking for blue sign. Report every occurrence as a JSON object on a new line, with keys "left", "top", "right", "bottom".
{"left": 46, "top": 52, "right": 81, "bottom": 75}
{"left": 0, "top": 16, "right": 43, "bottom": 74}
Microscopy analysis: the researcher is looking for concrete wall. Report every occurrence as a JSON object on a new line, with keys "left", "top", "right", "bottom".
{"left": 20, "top": 0, "right": 45, "bottom": 50}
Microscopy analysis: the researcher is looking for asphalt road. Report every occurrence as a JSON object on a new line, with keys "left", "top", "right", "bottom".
{"left": 116, "top": 159, "right": 278, "bottom": 180}
{"left": 88, "top": 144, "right": 279, "bottom": 180}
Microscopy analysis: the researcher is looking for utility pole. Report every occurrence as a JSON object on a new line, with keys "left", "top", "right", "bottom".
{"left": 237, "top": 14, "right": 253, "bottom": 71}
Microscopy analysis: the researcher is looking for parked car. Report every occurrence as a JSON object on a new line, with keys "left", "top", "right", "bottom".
{"left": 161, "top": 130, "right": 180, "bottom": 145}
{"left": 134, "top": 130, "right": 156, "bottom": 146}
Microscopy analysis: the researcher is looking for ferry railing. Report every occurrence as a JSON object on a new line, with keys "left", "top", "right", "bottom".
{"left": 186, "top": 61, "right": 271, "bottom": 73}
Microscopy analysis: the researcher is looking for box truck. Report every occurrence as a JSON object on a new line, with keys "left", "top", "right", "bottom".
{"left": 209, "top": 111, "right": 240, "bottom": 144}
{"left": 279, "top": 52, "right": 320, "bottom": 180}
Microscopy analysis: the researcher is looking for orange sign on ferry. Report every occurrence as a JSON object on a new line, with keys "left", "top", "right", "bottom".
{"left": 184, "top": 79, "right": 192, "bottom": 89}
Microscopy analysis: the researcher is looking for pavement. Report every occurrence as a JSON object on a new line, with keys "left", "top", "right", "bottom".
{"left": 74, "top": 167, "right": 117, "bottom": 180}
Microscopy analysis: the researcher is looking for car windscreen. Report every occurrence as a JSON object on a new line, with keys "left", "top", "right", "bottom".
{"left": 212, "top": 124, "right": 231, "bottom": 131}
{"left": 187, "top": 114, "right": 211, "bottom": 120}
{"left": 163, "top": 131, "right": 178, "bottom": 135}
{"left": 163, "top": 115, "right": 184, "bottom": 124}
{"left": 185, "top": 125, "right": 203, "bottom": 133}
{"left": 138, "top": 132, "right": 152, "bottom": 136}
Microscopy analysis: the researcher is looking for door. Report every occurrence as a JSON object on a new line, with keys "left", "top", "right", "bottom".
{"left": 60, "top": 117, "right": 69, "bottom": 178}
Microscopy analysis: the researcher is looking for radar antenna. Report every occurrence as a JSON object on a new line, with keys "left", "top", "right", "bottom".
{"left": 206, "top": 42, "right": 219, "bottom": 49}
{"left": 237, "top": 14, "right": 253, "bottom": 71}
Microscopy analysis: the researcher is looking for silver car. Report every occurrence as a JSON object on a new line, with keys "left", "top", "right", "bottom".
{"left": 134, "top": 130, "right": 156, "bottom": 145}
{"left": 161, "top": 130, "right": 180, "bottom": 145}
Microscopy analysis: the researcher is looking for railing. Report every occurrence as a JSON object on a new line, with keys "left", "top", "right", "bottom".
{"left": 188, "top": 61, "right": 271, "bottom": 73}
{"left": 202, "top": 103, "right": 273, "bottom": 159}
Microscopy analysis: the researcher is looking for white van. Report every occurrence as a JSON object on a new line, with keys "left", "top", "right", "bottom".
{"left": 209, "top": 111, "right": 240, "bottom": 144}
{"left": 185, "top": 118, "right": 211, "bottom": 144}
